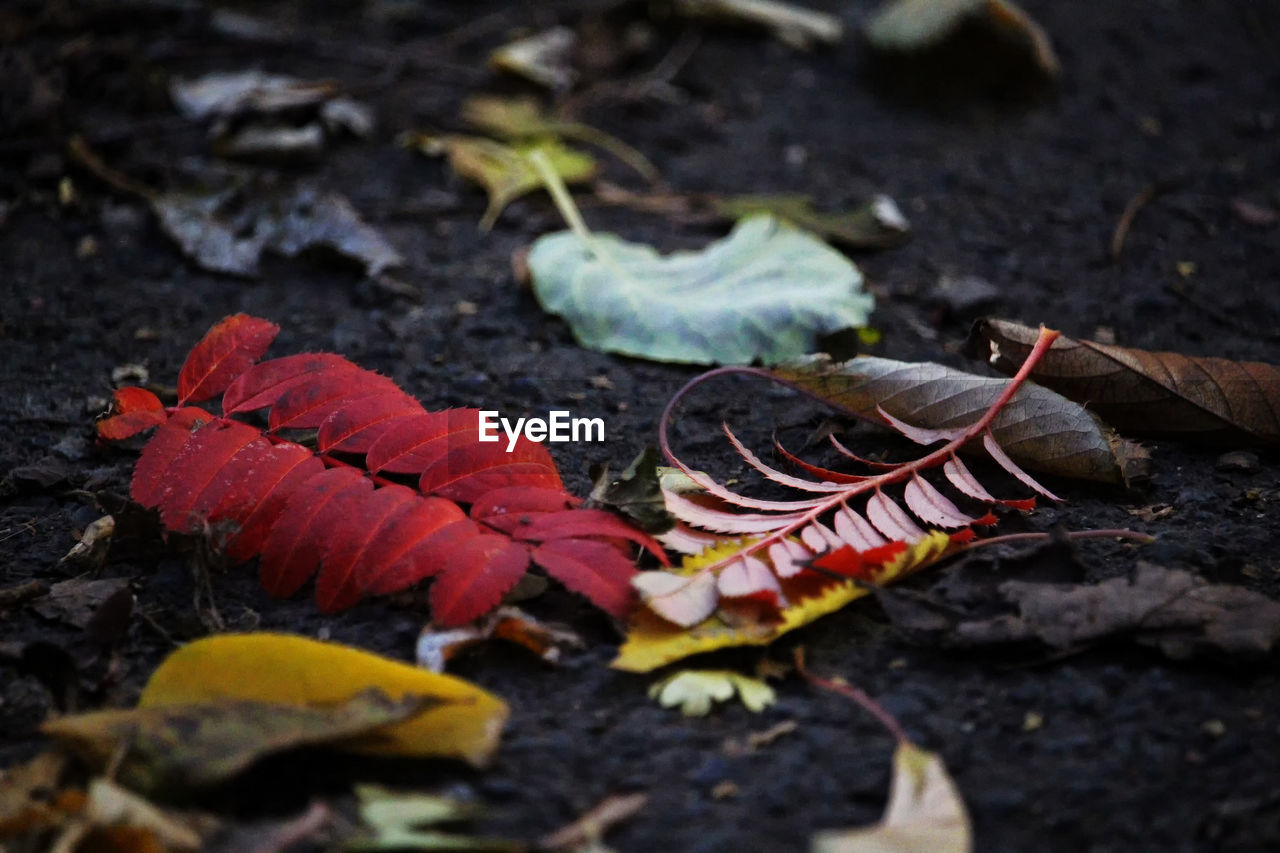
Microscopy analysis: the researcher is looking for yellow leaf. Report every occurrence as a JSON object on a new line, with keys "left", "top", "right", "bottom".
{"left": 810, "top": 741, "right": 972, "bottom": 853}
{"left": 137, "top": 633, "right": 508, "bottom": 767}
{"left": 614, "top": 531, "right": 954, "bottom": 672}
{"left": 648, "top": 670, "right": 776, "bottom": 716}
{"left": 410, "top": 134, "right": 597, "bottom": 231}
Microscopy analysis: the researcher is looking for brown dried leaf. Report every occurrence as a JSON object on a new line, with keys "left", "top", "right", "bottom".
{"left": 880, "top": 559, "right": 1280, "bottom": 660}
{"left": 769, "top": 354, "right": 1150, "bottom": 486}
{"left": 971, "top": 318, "right": 1280, "bottom": 444}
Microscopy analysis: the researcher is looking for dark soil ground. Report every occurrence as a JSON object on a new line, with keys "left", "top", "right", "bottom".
{"left": 3, "top": 2, "right": 1280, "bottom": 851}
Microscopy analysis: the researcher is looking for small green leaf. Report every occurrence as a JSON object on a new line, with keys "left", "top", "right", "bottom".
{"left": 528, "top": 214, "right": 873, "bottom": 365}
{"left": 648, "top": 669, "right": 777, "bottom": 716}
{"left": 411, "top": 134, "right": 597, "bottom": 231}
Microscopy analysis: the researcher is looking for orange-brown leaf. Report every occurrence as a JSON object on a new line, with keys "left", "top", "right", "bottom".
{"left": 972, "top": 318, "right": 1280, "bottom": 444}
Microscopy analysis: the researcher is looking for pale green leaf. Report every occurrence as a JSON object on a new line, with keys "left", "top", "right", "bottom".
{"left": 648, "top": 669, "right": 777, "bottom": 716}
{"left": 528, "top": 214, "right": 873, "bottom": 365}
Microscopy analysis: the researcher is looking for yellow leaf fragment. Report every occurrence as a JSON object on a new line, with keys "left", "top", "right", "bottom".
{"left": 615, "top": 531, "right": 954, "bottom": 672}
{"left": 137, "top": 633, "right": 509, "bottom": 767}
{"left": 649, "top": 670, "right": 776, "bottom": 716}
{"left": 811, "top": 741, "right": 971, "bottom": 853}
{"left": 410, "top": 134, "right": 598, "bottom": 231}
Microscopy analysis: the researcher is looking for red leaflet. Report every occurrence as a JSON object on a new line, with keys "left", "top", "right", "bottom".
{"left": 98, "top": 388, "right": 169, "bottom": 440}
{"left": 533, "top": 539, "right": 637, "bottom": 618}
{"left": 177, "top": 314, "right": 279, "bottom": 405}
{"left": 429, "top": 536, "right": 531, "bottom": 626}
{"left": 99, "top": 314, "right": 657, "bottom": 625}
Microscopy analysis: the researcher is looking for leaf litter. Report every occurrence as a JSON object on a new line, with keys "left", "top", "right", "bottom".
{"left": 876, "top": 539, "right": 1280, "bottom": 661}
{"left": 68, "top": 137, "right": 401, "bottom": 278}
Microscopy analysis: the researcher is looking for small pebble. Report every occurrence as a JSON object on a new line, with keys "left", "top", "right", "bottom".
{"left": 1201, "top": 719, "right": 1227, "bottom": 738}
{"left": 1216, "top": 451, "right": 1259, "bottom": 473}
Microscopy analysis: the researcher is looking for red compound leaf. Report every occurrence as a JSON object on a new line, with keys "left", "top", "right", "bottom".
{"left": 101, "top": 314, "right": 655, "bottom": 625}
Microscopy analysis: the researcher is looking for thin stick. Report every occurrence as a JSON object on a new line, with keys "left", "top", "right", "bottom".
{"left": 794, "top": 648, "right": 909, "bottom": 743}
{"left": 1109, "top": 179, "right": 1177, "bottom": 262}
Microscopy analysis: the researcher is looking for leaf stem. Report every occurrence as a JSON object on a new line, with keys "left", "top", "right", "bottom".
{"left": 526, "top": 148, "right": 595, "bottom": 246}
{"left": 794, "top": 648, "right": 909, "bottom": 743}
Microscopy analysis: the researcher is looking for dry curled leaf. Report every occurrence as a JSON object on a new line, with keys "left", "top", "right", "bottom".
{"left": 970, "top": 318, "right": 1280, "bottom": 445}
{"left": 770, "top": 354, "right": 1150, "bottom": 485}
{"left": 810, "top": 741, "right": 971, "bottom": 853}
{"left": 878, "top": 556, "right": 1280, "bottom": 660}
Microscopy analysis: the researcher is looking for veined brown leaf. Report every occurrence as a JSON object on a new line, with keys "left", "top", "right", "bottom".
{"left": 769, "top": 353, "right": 1150, "bottom": 486}
{"left": 971, "top": 318, "right": 1280, "bottom": 444}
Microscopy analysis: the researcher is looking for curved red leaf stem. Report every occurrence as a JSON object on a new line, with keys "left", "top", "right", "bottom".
{"left": 794, "top": 648, "right": 909, "bottom": 744}
{"left": 658, "top": 327, "right": 1065, "bottom": 576}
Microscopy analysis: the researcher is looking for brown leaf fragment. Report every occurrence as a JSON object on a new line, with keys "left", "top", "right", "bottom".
{"left": 32, "top": 577, "right": 130, "bottom": 629}
{"left": 41, "top": 689, "right": 435, "bottom": 795}
{"left": 769, "top": 354, "right": 1150, "bottom": 486}
{"left": 587, "top": 447, "right": 676, "bottom": 534}
{"left": 971, "top": 318, "right": 1280, "bottom": 445}
{"left": 881, "top": 557, "right": 1280, "bottom": 661}
{"left": 538, "top": 792, "right": 648, "bottom": 852}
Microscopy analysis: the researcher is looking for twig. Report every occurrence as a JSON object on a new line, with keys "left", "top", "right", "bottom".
{"left": 793, "top": 648, "right": 909, "bottom": 743}
{"left": 66, "top": 135, "right": 156, "bottom": 200}
{"left": 0, "top": 580, "right": 48, "bottom": 609}
{"left": 1109, "top": 179, "right": 1178, "bottom": 262}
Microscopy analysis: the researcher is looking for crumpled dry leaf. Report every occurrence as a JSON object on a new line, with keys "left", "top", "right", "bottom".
{"left": 587, "top": 447, "right": 676, "bottom": 535}
{"left": 31, "top": 576, "right": 129, "bottom": 628}
{"left": 528, "top": 214, "right": 872, "bottom": 365}
{"left": 151, "top": 177, "right": 402, "bottom": 277}
{"left": 865, "top": 0, "right": 1058, "bottom": 80}
{"left": 137, "top": 633, "right": 510, "bottom": 767}
{"left": 0, "top": 751, "right": 68, "bottom": 838}
{"left": 347, "top": 784, "right": 520, "bottom": 852}
{"left": 170, "top": 70, "right": 374, "bottom": 161}
{"left": 170, "top": 71, "right": 338, "bottom": 121}
{"left": 648, "top": 669, "right": 776, "bottom": 716}
{"left": 42, "top": 690, "right": 433, "bottom": 794}
{"left": 769, "top": 354, "right": 1150, "bottom": 486}
{"left": 74, "top": 778, "right": 205, "bottom": 850}
{"left": 878, "top": 556, "right": 1280, "bottom": 660}
{"left": 711, "top": 194, "right": 911, "bottom": 250}
{"left": 970, "top": 318, "right": 1280, "bottom": 445}
{"left": 810, "top": 741, "right": 971, "bottom": 853}
{"left": 675, "top": 0, "right": 843, "bottom": 50}
{"left": 415, "top": 607, "right": 583, "bottom": 673}
{"left": 409, "top": 134, "right": 598, "bottom": 231}
{"left": 489, "top": 26, "right": 577, "bottom": 90}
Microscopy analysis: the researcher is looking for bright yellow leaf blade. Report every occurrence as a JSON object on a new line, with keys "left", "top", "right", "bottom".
{"left": 811, "top": 741, "right": 972, "bottom": 853}
{"left": 137, "top": 633, "right": 508, "bottom": 767}
{"left": 614, "top": 531, "right": 954, "bottom": 672}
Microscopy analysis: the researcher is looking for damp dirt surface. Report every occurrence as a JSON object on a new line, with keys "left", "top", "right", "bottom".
{"left": 3, "top": 2, "right": 1280, "bottom": 851}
